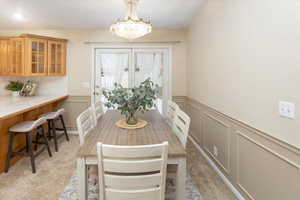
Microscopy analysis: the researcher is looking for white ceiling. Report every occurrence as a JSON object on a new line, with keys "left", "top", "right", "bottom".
{"left": 0, "top": 0, "right": 202, "bottom": 29}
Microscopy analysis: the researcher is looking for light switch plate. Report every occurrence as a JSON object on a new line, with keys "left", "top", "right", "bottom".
{"left": 279, "top": 101, "right": 295, "bottom": 119}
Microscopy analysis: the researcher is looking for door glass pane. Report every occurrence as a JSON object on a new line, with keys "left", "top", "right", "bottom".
{"left": 94, "top": 49, "right": 130, "bottom": 103}
{"left": 39, "top": 42, "right": 44, "bottom": 52}
{"left": 135, "top": 51, "right": 165, "bottom": 113}
{"left": 96, "top": 52, "right": 130, "bottom": 90}
{"left": 32, "top": 42, "right": 38, "bottom": 51}
{"left": 135, "top": 52, "right": 163, "bottom": 96}
{"left": 50, "top": 44, "right": 56, "bottom": 73}
{"left": 32, "top": 63, "right": 37, "bottom": 73}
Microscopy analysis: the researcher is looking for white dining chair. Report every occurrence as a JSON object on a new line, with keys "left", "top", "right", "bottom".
{"left": 92, "top": 101, "right": 104, "bottom": 126}
{"left": 166, "top": 100, "right": 179, "bottom": 127}
{"left": 76, "top": 107, "right": 95, "bottom": 146}
{"left": 76, "top": 107, "right": 99, "bottom": 185}
{"left": 96, "top": 142, "right": 169, "bottom": 200}
{"left": 172, "top": 108, "right": 191, "bottom": 149}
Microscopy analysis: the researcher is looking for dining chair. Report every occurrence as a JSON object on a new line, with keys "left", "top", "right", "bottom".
{"left": 166, "top": 100, "right": 179, "bottom": 127}
{"left": 96, "top": 142, "right": 169, "bottom": 200}
{"left": 76, "top": 107, "right": 95, "bottom": 146}
{"left": 172, "top": 108, "right": 191, "bottom": 149}
{"left": 92, "top": 101, "right": 104, "bottom": 127}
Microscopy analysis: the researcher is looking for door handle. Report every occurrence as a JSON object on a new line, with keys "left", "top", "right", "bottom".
{"left": 93, "top": 92, "right": 100, "bottom": 96}
{"left": 124, "top": 68, "right": 129, "bottom": 72}
{"left": 135, "top": 67, "right": 140, "bottom": 72}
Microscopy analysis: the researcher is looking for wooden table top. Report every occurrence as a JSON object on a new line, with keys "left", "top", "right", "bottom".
{"left": 78, "top": 110, "right": 186, "bottom": 158}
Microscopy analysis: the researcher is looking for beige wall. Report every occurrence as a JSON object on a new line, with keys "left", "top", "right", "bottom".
{"left": 187, "top": 0, "right": 300, "bottom": 148}
{"left": 0, "top": 29, "right": 187, "bottom": 96}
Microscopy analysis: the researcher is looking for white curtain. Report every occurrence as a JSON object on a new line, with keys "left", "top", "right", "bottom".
{"left": 99, "top": 53, "right": 129, "bottom": 90}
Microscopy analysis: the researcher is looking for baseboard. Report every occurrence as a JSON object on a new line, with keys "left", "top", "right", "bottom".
{"left": 67, "top": 130, "right": 78, "bottom": 135}
{"left": 57, "top": 130, "right": 78, "bottom": 135}
{"left": 188, "top": 135, "right": 246, "bottom": 200}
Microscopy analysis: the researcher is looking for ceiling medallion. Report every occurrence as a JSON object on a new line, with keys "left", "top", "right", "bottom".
{"left": 110, "top": 0, "right": 152, "bottom": 40}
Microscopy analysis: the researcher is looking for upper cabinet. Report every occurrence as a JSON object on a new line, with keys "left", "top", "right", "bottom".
{"left": 0, "top": 34, "right": 67, "bottom": 76}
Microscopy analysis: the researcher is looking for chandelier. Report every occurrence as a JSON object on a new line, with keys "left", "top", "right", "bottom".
{"left": 110, "top": 0, "right": 152, "bottom": 40}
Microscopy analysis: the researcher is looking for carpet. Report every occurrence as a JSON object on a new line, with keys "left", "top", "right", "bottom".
{"left": 60, "top": 173, "right": 202, "bottom": 200}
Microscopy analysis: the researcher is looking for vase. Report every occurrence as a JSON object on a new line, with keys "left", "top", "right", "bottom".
{"left": 126, "top": 115, "right": 138, "bottom": 125}
{"left": 11, "top": 91, "right": 19, "bottom": 97}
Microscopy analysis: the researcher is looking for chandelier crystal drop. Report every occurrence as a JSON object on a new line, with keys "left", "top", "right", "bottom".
{"left": 110, "top": 0, "right": 152, "bottom": 40}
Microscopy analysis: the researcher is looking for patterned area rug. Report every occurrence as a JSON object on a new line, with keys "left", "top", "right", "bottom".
{"left": 60, "top": 173, "right": 202, "bottom": 200}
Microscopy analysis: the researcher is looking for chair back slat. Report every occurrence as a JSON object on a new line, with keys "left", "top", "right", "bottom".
{"left": 103, "top": 158, "right": 162, "bottom": 173}
{"left": 102, "top": 144, "right": 164, "bottom": 158}
{"left": 97, "top": 142, "right": 168, "bottom": 200}
{"left": 76, "top": 107, "right": 94, "bottom": 145}
{"left": 166, "top": 100, "right": 178, "bottom": 127}
{"left": 92, "top": 101, "right": 104, "bottom": 126}
{"left": 104, "top": 174, "right": 161, "bottom": 190}
{"left": 106, "top": 188, "right": 161, "bottom": 200}
{"left": 172, "top": 108, "right": 191, "bottom": 148}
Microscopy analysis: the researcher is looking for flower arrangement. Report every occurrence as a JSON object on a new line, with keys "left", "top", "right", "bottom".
{"left": 103, "top": 78, "right": 159, "bottom": 125}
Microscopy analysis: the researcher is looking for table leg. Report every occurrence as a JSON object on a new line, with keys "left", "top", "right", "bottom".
{"left": 77, "top": 158, "right": 87, "bottom": 200}
{"left": 176, "top": 157, "right": 186, "bottom": 200}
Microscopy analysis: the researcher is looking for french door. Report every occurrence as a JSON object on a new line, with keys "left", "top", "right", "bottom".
{"left": 93, "top": 47, "right": 170, "bottom": 115}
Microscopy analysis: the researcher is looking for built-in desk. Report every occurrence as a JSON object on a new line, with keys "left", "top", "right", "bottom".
{"left": 0, "top": 95, "right": 68, "bottom": 173}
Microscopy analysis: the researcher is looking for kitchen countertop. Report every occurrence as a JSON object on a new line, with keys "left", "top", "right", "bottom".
{"left": 0, "top": 95, "right": 68, "bottom": 120}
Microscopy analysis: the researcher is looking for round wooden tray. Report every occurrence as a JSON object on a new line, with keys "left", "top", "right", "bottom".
{"left": 115, "top": 119, "right": 148, "bottom": 130}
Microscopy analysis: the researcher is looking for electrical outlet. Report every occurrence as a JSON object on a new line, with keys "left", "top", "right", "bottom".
{"left": 279, "top": 101, "right": 295, "bottom": 119}
{"left": 213, "top": 145, "right": 218, "bottom": 157}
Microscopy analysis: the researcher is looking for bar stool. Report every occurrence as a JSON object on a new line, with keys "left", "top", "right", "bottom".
{"left": 39, "top": 108, "right": 69, "bottom": 152}
{"left": 5, "top": 117, "right": 52, "bottom": 173}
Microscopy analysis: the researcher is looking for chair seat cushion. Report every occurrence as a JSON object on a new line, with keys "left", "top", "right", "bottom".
{"left": 39, "top": 112, "right": 58, "bottom": 120}
{"left": 39, "top": 108, "right": 65, "bottom": 120}
{"left": 9, "top": 121, "right": 37, "bottom": 132}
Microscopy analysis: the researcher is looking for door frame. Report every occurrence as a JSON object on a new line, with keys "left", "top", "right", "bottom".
{"left": 90, "top": 45, "right": 172, "bottom": 116}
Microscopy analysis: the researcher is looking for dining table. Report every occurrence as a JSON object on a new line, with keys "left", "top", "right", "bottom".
{"left": 76, "top": 110, "right": 187, "bottom": 200}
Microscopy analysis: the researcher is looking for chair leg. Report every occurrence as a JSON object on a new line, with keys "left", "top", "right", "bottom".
{"left": 47, "top": 120, "right": 52, "bottom": 140}
{"left": 5, "top": 133, "right": 15, "bottom": 173}
{"left": 51, "top": 120, "right": 58, "bottom": 152}
{"left": 41, "top": 126, "right": 52, "bottom": 157}
{"left": 27, "top": 133, "right": 36, "bottom": 173}
{"left": 25, "top": 133, "right": 29, "bottom": 153}
{"left": 34, "top": 132, "right": 40, "bottom": 151}
{"left": 60, "top": 115, "right": 69, "bottom": 141}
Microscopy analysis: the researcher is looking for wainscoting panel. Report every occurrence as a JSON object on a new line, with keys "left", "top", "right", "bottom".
{"left": 186, "top": 103, "right": 204, "bottom": 145}
{"left": 59, "top": 96, "right": 90, "bottom": 131}
{"left": 203, "top": 113, "right": 231, "bottom": 174}
{"left": 185, "top": 97, "right": 300, "bottom": 200}
{"left": 237, "top": 132, "right": 300, "bottom": 200}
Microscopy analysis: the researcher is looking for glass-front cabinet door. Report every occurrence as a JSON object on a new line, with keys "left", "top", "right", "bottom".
{"left": 9, "top": 38, "right": 25, "bottom": 75}
{"left": 48, "top": 41, "right": 66, "bottom": 76}
{"left": 25, "top": 38, "right": 47, "bottom": 76}
{"left": 0, "top": 39, "right": 9, "bottom": 75}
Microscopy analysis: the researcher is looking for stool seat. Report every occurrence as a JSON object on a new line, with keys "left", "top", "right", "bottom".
{"left": 39, "top": 108, "right": 65, "bottom": 120}
{"left": 9, "top": 117, "right": 47, "bottom": 133}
